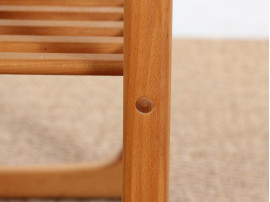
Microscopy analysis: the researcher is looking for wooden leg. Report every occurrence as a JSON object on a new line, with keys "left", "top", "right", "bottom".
{"left": 123, "top": 0, "right": 172, "bottom": 202}
{"left": 0, "top": 154, "right": 122, "bottom": 198}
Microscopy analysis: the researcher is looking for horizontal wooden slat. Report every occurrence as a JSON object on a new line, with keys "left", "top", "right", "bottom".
{"left": 0, "top": 42, "right": 123, "bottom": 53}
{"left": 0, "top": 60, "right": 123, "bottom": 75}
{"left": 0, "top": 0, "right": 124, "bottom": 7}
{"left": 0, "top": 53, "right": 124, "bottom": 60}
{"left": 0, "top": 36, "right": 123, "bottom": 53}
{"left": 0, "top": 20, "right": 123, "bottom": 27}
{"left": 0, "top": 6, "right": 123, "bottom": 21}
{"left": 0, "top": 26, "right": 123, "bottom": 36}
{"left": 0, "top": 35, "right": 123, "bottom": 42}
{"left": 0, "top": 20, "right": 123, "bottom": 36}
{"left": 0, "top": 11, "right": 123, "bottom": 21}
{"left": 0, "top": 53, "right": 123, "bottom": 75}
{"left": 0, "top": 6, "right": 124, "bottom": 12}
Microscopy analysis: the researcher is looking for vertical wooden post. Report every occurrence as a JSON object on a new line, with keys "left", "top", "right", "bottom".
{"left": 123, "top": 0, "right": 172, "bottom": 201}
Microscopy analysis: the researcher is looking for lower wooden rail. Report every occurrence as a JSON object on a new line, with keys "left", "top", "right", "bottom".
{"left": 0, "top": 155, "right": 122, "bottom": 198}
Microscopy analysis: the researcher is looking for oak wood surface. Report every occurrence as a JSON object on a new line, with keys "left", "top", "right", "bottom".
{"left": 0, "top": 20, "right": 123, "bottom": 36}
{"left": 0, "top": 156, "right": 122, "bottom": 198}
{"left": 123, "top": 0, "right": 172, "bottom": 202}
{"left": 0, "top": 0, "right": 172, "bottom": 200}
{"left": 0, "top": 52, "right": 124, "bottom": 60}
{"left": 0, "top": 35, "right": 123, "bottom": 42}
{"left": 0, "top": 6, "right": 124, "bottom": 12}
{"left": 0, "top": 53, "right": 123, "bottom": 75}
{"left": 0, "top": 36, "right": 123, "bottom": 54}
{"left": 0, "top": 6, "right": 123, "bottom": 21}
{"left": 0, "top": 11, "right": 123, "bottom": 21}
{"left": 0, "top": 0, "right": 124, "bottom": 7}
{"left": 0, "top": 42, "right": 123, "bottom": 53}
{"left": 0, "top": 20, "right": 123, "bottom": 27}
{"left": 0, "top": 26, "right": 123, "bottom": 36}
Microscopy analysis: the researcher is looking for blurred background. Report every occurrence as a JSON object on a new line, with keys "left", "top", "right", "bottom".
{"left": 0, "top": 0, "right": 268, "bottom": 202}
{"left": 173, "top": 0, "right": 268, "bottom": 38}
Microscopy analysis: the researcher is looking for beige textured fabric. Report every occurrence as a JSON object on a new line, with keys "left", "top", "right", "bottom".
{"left": 0, "top": 39, "right": 268, "bottom": 202}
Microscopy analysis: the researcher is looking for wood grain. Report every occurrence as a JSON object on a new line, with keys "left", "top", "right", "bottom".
{"left": 0, "top": 20, "right": 124, "bottom": 27}
{"left": 0, "top": 0, "right": 172, "bottom": 200}
{"left": 0, "top": 20, "right": 123, "bottom": 36}
{"left": 0, "top": 156, "right": 122, "bottom": 198}
{"left": 0, "top": 26, "right": 123, "bottom": 36}
{"left": 0, "top": 6, "right": 123, "bottom": 21}
{"left": 0, "top": 0, "right": 124, "bottom": 7}
{"left": 0, "top": 42, "right": 123, "bottom": 54}
{"left": 123, "top": 0, "right": 172, "bottom": 201}
{"left": 0, "top": 36, "right": 123, "bottom": 53}
{"left": 0, "top": 53, "right": 123, "bottom": 75}
{"left": 0, "top": 11, "right": 123, "bottom": 21}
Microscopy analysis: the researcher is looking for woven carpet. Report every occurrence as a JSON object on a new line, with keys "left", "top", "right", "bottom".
{"left": 0, "top": 39, "right": 268, "bottom": 202}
